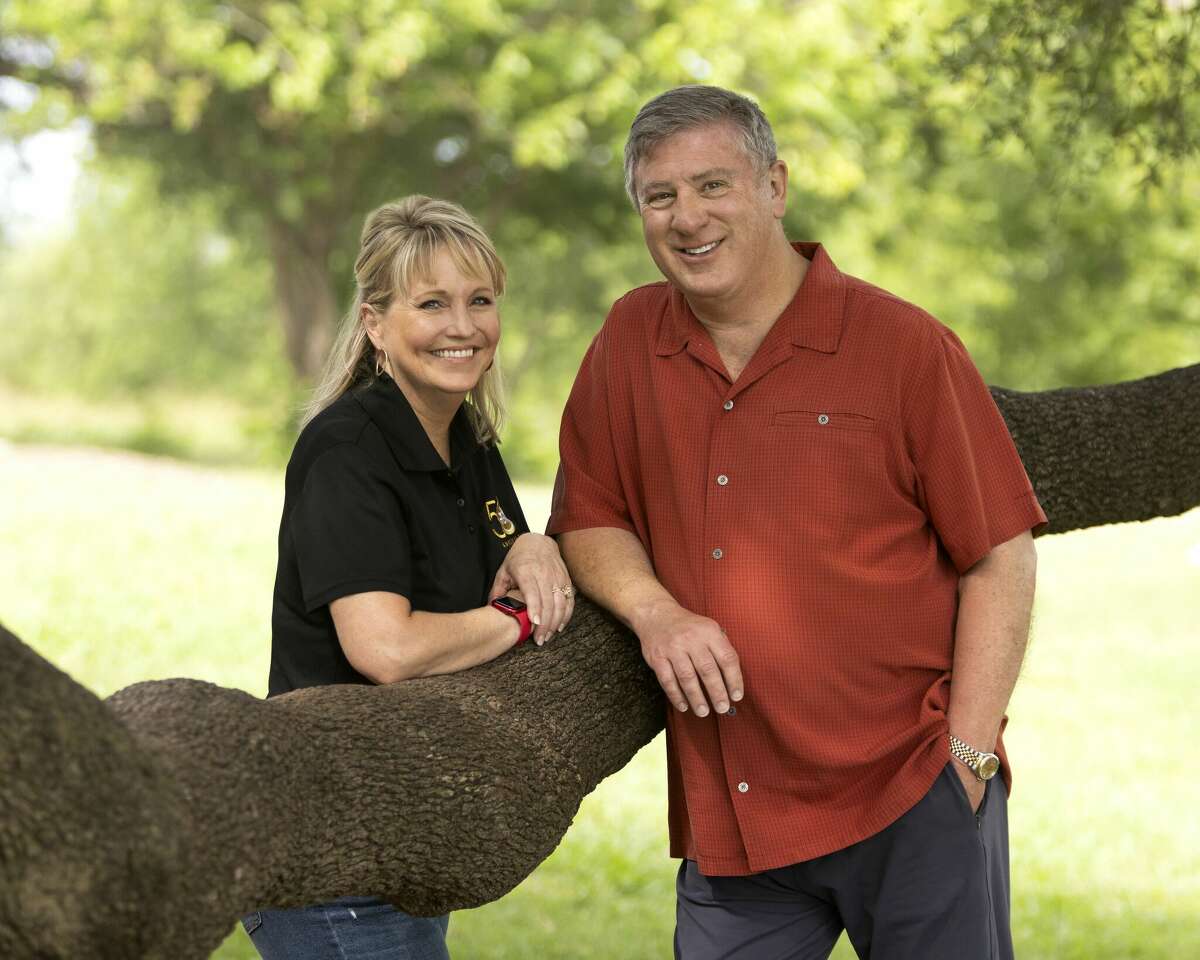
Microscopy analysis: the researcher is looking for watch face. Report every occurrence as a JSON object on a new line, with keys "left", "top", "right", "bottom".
{"left": 979, "top": 754, "right": 1001, "bottom": 780}
{"left": 493, "top": 596, "right": 527, "bottom": 613}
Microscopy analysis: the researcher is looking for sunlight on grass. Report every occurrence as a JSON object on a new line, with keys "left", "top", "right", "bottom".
{"left": 0, "top": 440, "right": 1195, "bottom": 959}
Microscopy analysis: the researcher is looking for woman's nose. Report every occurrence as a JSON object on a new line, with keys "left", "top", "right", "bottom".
{"left": 447, "top": 304, "right": 475, "bottom": 335}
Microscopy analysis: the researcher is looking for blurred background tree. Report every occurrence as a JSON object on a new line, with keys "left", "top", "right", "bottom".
{"left": 1, "top": 0, "right": 1197, "bottom": 478}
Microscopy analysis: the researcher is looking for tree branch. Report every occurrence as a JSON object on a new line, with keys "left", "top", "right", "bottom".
{"left": 992, "top": 362, "right": 1200, "bottom": 533}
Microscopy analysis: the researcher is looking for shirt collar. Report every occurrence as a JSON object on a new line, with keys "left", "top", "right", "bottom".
{"left": 656, "top": 242, "right": 846, "bottom": 357}
{"left": 353, "top": 374, "right": 479, "bottom": 472}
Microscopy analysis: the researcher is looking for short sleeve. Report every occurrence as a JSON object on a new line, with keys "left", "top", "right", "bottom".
{"left": 905, "top": 327, "right": 1047, "bottom": 573}
{"left": 547, "top": 322, "right": 636, "bottom": 537}
{"left": 290, "top": 443, "right": 412, "bottom": 611}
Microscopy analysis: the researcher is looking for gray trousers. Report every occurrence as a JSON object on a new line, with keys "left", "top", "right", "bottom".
{"left": 675, "top": 763, "right": 1012, "bottom": 960}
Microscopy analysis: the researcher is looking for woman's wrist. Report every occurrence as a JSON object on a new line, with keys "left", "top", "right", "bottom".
{"left": 488, "top": 597, "right": 530, "bottom": 645}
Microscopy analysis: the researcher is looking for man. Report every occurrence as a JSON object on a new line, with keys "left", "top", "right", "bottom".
{"left": 547, "top": 85, "right": 1044, "bottom": 960}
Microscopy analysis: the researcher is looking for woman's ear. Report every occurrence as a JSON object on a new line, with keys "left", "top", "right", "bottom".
{"left": 360, "top": 304, "right": 382, "bottom": 348}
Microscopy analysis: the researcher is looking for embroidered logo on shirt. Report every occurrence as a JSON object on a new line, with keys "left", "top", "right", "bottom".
{"left": 485, "top": 499, "right": 517, "bottom": 540}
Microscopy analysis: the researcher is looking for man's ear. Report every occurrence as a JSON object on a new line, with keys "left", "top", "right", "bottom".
{"left": 768, "top": 159, "right": 789, "bottom": 219}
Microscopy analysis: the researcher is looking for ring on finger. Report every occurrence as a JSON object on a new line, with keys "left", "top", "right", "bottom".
{"left": 553, "top": 584, "right": 574, "bottom": 598}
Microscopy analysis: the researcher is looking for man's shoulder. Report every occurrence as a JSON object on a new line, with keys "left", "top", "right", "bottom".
{"left": 585, "top": 280, "right": 674, "bottom": 357}
{"left": 607, "top": 280, "right": 672, "bottom": 321}
{"left": 839, "top": 272, "right": 956, "bottom": 356}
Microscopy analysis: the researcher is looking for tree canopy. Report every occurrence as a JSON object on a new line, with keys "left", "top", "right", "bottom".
{"left": 1, "top": 0, "right": 1197, "bottom": 475}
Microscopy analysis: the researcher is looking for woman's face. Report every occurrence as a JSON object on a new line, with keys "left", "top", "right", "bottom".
{"left": 365, "top": 247, "right": 500, "bottom": 415}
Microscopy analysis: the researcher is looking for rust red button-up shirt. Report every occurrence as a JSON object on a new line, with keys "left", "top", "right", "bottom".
{"left": 548, "top": 243, "right": 1047, "bottom": 875}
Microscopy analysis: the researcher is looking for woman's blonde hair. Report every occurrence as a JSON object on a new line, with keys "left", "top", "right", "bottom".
{"left": 302, "top": 195, "right": 508, "bottom": 443}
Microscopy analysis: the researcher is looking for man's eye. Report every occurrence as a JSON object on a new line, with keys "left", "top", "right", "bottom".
{"left": 646, "top": 192, "right": 673, "bottom": 206}
{"left": 702, "top": 180, "right": 727, "bottom": 192}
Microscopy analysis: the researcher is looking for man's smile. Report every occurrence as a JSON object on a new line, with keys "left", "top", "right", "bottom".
{"left": 678, "top": 239, "right": 722, "bottom": 258}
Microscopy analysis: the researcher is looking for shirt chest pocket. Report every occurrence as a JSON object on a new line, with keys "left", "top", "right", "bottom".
{"left": 773, "top": 409, "right": 878, "bottom": 433}
{"left": 767, "top": 409, "right": 890, "bottom": 538}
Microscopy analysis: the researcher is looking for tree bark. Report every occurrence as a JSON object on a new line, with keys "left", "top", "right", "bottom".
{"left": 1, "top": 363, "right": 1198, "bottom": 959}
{"left": 267, "top": 219, "right": 338, "bottom": 381}
{"left": 992, "top": 363, "right": 1200, "bottom": 533}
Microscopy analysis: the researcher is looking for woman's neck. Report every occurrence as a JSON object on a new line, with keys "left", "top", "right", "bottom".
{"left": 395, "top": 380, "right": 462, "bottom": 466}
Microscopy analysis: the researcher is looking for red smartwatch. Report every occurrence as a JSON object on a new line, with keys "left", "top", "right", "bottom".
{"left": 490, "top": 596, "right": 533, "bottom": 646}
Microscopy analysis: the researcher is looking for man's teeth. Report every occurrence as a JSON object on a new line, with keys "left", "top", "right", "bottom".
{"left": 684, "top": 241, "right": 718, "bottom": 255}
{"left": 433, "top": 348, "right": 475, "bottom": 358}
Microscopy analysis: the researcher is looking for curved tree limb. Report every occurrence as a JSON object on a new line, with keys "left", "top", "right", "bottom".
{"left": 1, "top": 363, "right": 1198, "bottom": 959}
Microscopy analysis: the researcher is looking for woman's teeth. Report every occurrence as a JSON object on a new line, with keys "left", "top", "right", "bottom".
{"left": 432, "top": 348, "right": 475, "bottom": 359}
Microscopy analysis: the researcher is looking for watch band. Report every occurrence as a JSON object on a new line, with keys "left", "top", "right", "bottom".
{"left": 948, "top": 733, "right": 1001, "bottom": 781}
{"left": 490, "top": 597, "right": 533, "bottom": 646}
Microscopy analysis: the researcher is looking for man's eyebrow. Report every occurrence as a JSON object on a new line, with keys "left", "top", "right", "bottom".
{"left": 688, "top": 167, "right": 737, "bottom": 183}
{"left": 640, "top": 179, "right": 675, "bottom": 194}
{"left": 640, "top": 167, "right": 738, "bottom": 196}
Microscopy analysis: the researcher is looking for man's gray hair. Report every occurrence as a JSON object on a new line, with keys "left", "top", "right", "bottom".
{"left": 623, "top": 85, "right": 778, "bottom": 209}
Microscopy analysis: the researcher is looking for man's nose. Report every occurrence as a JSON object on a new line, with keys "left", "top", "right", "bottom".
{"left": 671, "top": 190, "right": 707, "bottom": 234}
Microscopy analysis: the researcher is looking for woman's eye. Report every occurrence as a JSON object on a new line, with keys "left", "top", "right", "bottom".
{"left": 472, "top": 296, "right": 493, "bottom": 306}
{"left": 419, "top": 299, "right": 444, "bottom": 310}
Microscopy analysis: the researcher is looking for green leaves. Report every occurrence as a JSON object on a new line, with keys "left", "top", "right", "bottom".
{"left": 2, "top": 0, "right": 1197, "bottom": 474}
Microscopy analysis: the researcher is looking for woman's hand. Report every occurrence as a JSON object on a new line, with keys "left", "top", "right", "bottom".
{"left": 489, "top": 533, "right": 575, "bottom": 645}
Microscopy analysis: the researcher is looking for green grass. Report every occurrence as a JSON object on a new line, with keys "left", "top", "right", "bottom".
{"left": 0, "top": 383, "right": 298, "bottom": 468}
{"left": 1, "top": 439, "right": 1197, "bottom": 959}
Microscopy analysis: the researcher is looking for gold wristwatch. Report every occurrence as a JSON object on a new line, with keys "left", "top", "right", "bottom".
{"left": 948, "top": 734, "right": 1001, "bottom": 781}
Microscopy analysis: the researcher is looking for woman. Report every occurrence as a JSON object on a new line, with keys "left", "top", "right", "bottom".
{"left": 243, "top": 195, "right": 574, "bottom": 960}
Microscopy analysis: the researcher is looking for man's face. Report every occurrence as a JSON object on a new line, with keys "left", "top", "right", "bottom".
{"left": 634, "top": 121, "right": 787, "bottom": 308}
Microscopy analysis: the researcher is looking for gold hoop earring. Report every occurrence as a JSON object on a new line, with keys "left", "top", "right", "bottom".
{"left": 375, "top": 350, "right": 389, "bottom": 378}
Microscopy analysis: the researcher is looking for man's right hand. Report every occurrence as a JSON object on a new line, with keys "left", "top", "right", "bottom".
{"left": 632, "top": 600, "right": 743, "bottom": 716}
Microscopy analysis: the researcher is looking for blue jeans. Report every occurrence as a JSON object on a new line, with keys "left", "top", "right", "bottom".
{"left": 242, "top": 896, "right": 450, "bottom": 960}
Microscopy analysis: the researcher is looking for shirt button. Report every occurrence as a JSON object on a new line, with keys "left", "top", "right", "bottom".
{"left": 457, "top": 498, "right": 466, "bottom": 507}
{"left": 711, "top": 548, "right": 723, "bottom": 560}
{"left": 817, "top": 413, "right": 830, "bottom": 425}
{"left": 737, "top": 781, "right": 749, "bottom": 793}
{"left": 726, "top": 706, "right": 737, "bottom": 717}
{"left": 467, "top": 524, "right": 476, "bottom": 533}
{"left": 716, "top": 474, "right": 729, "bottom": 486}
{"left": 723, "top": 399, "right": 734, "bottom": 411}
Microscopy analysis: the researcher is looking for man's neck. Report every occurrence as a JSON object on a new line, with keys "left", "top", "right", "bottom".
{"left": 688, "top": 241, "right": 809, "bottom": 380}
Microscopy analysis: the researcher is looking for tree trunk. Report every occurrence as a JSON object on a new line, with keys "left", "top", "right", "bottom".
{"left": 1, "top": 364, "right": 1198, "bottom": 959}
{"left": 267, "top": 219, "right": 339, "bottom": 381}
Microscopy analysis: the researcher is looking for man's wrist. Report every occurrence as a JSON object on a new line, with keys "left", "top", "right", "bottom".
{"left": 948, "top": 733, "right": 1001, "bottom": 781}
{"left": 627, "top": 593, "right": 682, "bottom": 636}
{"left": 945, "top": 712, "right": 1000, "bottom": 754}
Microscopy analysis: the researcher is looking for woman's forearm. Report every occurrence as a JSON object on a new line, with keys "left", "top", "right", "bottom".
{"left": 400, "top": 607, "right": 523, "bottom": 679}
{"left": 330, "top": 592, "right": 521, "bottom": 684}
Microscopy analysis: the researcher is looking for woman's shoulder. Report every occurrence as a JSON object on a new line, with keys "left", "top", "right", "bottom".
{"left": 286, "top": 390, "right": 379, "bottom": 481}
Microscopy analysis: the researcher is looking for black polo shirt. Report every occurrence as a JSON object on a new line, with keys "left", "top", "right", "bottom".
{"left": 268, "top": 375, "right": 528, "bottom": 697}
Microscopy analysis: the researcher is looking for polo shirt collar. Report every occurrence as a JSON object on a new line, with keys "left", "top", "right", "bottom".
{"left": 354, "top": 374, "right": 478, "bottom": 472}
{"left": 655, "top": 242, "right": 846, "bottom": 357}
